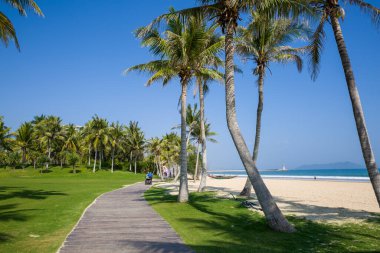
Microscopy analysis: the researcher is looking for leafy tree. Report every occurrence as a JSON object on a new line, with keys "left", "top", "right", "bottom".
{"left": 67, "top": 152, "right": 80, "bottom": 173}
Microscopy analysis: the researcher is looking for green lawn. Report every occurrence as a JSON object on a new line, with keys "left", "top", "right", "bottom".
{"left": 145, "top": 187, "right": 380, "bottom": 253}
{"left": 0, "top": 167, "right": 142, "bottom": 253}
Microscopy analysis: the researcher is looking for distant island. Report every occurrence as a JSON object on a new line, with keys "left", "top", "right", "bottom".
{"left": 294, "top": 162, "right": 363, "bottom": 170}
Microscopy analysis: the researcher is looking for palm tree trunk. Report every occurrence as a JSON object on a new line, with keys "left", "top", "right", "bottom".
{"left": 186, "top": 129, "right": 193, "bottom": 148}
{"left": 224, "top": 21, "right": 295, "bottom": 232}
{"left": 194, "top": 143, "right": 200, "bottom": 182}
{"left": 99, "top": 149, "right": 102, "bottom": 170}
{"left": 174, "top": 165, "right": 180, "bottom": 182}
{"left": 111, "top": 148, "right": 115, "bottom": 173}
{"left": 330, "top": 15, "right": 380, "bottom": 205}
{"left": 88, "top": 144, "right": 91, "bottom": 166}
{"left": 178, "top": 80, "right": 189, "bottom": 203}
{"left": 240, "top": 70, "right": 265, "bottom": 196}
{"left": 130, "top": 151, "right": 132, "bottom": 171}
{"left": 22, "top": 148, "right": 26, "bottom": 165}
{"left": 134, "top": 159, "right": 137, "bottom": 174}
{"left": 46, "top": 141, "right": 51, "bottom": 170}
{"left": 198, "top": 80, "right": 208, "bottom": 192}
{"left": 93, "top": 148, "right": 97, "bottom": 173}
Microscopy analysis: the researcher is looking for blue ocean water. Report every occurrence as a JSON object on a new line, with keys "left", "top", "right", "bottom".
{"left": 210, "top": 169, "right": 380, "bottom": 182}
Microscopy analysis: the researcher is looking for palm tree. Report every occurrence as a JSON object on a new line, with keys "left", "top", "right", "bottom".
{"left": 62, "top": 124, "right": 80, "bottom": 153}
{"left": 126, "top": 11, "right": 222, "bottom": 202}
{"left": 88, "top": 115, "right": 109, "bottom": 172}
{"left": 173, "top": 104, "right": 200, "bottom": 147}
{"left": 1, "top": 0, "right": 43, "bottom": 50}
{"left": 190, "top": 119, "right": 217, "bottom": 182}
{"left": 147, "top": 137, "right": 164, "bottom": 179}
{"left": 109, "top": 122, "right": 125, "bottom": 173}
{"left": 14, "top": 122, "right": 35, "bottom": 166}
{"left": 34, "top": 116, "right": 64, "bottom": 169}
{"left": 125, "top": 121, "right": 145, "bottom": 174}
{"left": 148, "top": 1, "right": 310, "bottom": 232}
{"left": 235, "top": 12, "right": 309, "bottom": 196}
{"left": 0, "top": 116, "right": 12, "bottom": 152}
{"left": 309, "top": 0, "right": 380, "bottom": 206}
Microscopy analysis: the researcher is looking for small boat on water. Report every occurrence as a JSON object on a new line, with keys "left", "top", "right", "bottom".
{"left": 277, "top": 165, "right": 288, "bottom": 172}
{"left": 208, "top": 174, "right": 237, "bottom": 179}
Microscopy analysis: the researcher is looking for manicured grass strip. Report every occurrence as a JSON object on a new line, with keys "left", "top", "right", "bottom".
{"left": 0, "top": 167, "right": 142, "bottom": 253}
{"left": 145, "top": 187, "right": 380, "bottom": 253}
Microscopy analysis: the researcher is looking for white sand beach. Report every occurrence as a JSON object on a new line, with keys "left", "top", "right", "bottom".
{"left": 159, "top": 177, "right": 380, "bottom": 223}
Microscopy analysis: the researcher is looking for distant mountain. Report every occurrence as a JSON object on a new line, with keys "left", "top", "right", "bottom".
{"left": 294, "top": 162, "right": 363, "bottom": 170}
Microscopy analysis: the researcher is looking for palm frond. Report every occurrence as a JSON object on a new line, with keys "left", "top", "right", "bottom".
{"left": 308, "top": 13, "right": 327, "bottom": 81}
{"left": 343, "top": 0, "right": 380, "bottom": 28}
{"left": 0, "top": 12, "right": 19, "bottom": 50}
{"left": 3, "top": 0, "right": 44, "bottom": 16}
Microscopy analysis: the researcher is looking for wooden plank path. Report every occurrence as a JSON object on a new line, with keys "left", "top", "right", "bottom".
{"left": 58, "top": 182, "right": 193, "bottom": 253}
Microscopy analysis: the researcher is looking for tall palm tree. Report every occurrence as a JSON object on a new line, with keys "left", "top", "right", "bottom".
{"left": 126, "top": 11, "right": 222, "bottom": 202}
{"left": 125, "top": 121, "right": 145, "bottom": 174}
{"left": 34, "top": 116, "right": 64, "bottom": 169}
{"left": 14, "top": 122, "right": 35, "bottom": 165}
{"left": 88, "top": 115, "right": 109, "bottom": 172}
{"left": 236, "top": 12, "right": 309, "bottom": 196}
{"left": 1, "top": 0, "right": 43, "bottom": 50}
{"left": 309, "top": 0, "right": 380, "bottom": 206}
{"left": 147, "top": 137, "right": 164, "bottom": 179}
{"left": 147, "top": 0, "right": 310, "bottom": 232}
{"left": 190, "top": 119, "right": 217, "bottom": 182}
{"left": 109, "top": 122, "right": 125, "bottom": 173}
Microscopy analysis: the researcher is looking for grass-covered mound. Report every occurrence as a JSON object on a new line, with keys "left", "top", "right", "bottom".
{"left": 0, "top": 167, "right": 142, "bottom": 253}
{"left": 145, "top": 187, "right": 380, "bottom": 253}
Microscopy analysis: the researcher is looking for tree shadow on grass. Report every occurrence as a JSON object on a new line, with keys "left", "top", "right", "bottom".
{"left": 0, "top": 186, "right": 67, "bottom": 201}
{"left": 0, "top": 232, "right": 13, "bottom": 243}
{"left": 146, "top": 188, "right": 380, "bottom": 253}
{"left": 0, "top": 204, "right": 34, "bottom": 222}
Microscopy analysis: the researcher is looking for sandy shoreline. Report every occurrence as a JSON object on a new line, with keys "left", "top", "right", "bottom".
{"left": 158, "top": 177, "right": 380, "bottom": 223}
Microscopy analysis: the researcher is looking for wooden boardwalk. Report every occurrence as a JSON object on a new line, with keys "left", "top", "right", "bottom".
{"left": 58, "top": 183, "right": 193, "bottom": 253}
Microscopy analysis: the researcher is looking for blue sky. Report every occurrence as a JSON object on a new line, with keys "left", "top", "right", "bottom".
{"left": 1, "top": 0, "right": 379, "bottom": 170}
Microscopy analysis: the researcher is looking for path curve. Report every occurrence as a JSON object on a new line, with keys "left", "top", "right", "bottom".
{"left": 58, "top": 182, "right": 193, "bottom": 253}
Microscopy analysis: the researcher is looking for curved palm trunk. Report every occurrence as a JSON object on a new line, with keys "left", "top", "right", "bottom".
{"left": 178, "top": 80, "right": 189, "bottom": 202}
{"left": 330, "top": 15, "right": 380, "bottom": 205}
{"left": 224, "top": 22, "right": 295, "bottom": 232}
{"left": 93, "top": 148, "right": 97, "bottom": 173}
{"left": 194, "top": 142, "right": 200, "bottom": 182}
{"left": 198, "top": 81, "right": 208, "bottom": 192}
{"left": 186, "top": 129, "right": 193, "bottom": 148}
{"left": 240, "top": 71, "right": 264, "bottom": 196}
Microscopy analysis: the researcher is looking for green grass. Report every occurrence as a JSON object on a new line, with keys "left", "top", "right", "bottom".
{"left": 145, "top": 187, "right": 380, "bottom": 253}
{"left": 0, "top": 167, "right": 142, "bottom": 253}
